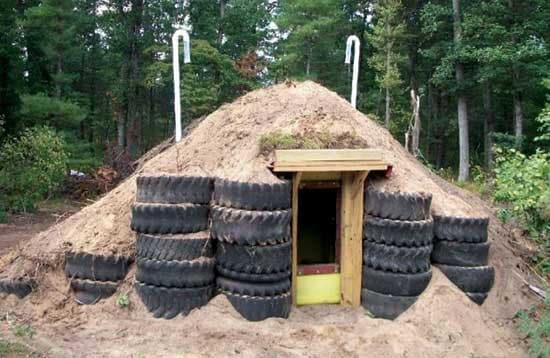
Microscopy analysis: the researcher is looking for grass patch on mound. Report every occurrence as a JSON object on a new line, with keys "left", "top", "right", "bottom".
{"left": 0, "top": 340, "right": 32, "bottom": 357}
{"left": 259, "top": 130, "right": 368, "bottom": 156}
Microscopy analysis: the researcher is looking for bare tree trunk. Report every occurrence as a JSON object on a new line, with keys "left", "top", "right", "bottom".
{"left": 426, "top": 83, "right": 438, "bottom": 160}
{"left": 482, "top": 80, "right": 494, "bottom": 171}
{"left": 409, "top": 35, "right": 420, "bottom": 156}
{"left": 453, "top": 0, "right": 469, "bottom": 181}
{"left": 126, "top": 0, "right": 144, "bottom": 157}
{"left": 385, "top": 87, "right": 391, "bottom": 129}
{"left": 384, "top": 26, "right": 391, "bottom": 129}
{"left": 411, "top": 90, "right": 421, "bottom": 155}
{"left": 376, "top": 87, "right": 383, "bottom": 118}
{"left": 117, "top": 112, "right": 125, "bottom": 153}
{"left": 507, "top": 0, "right": 523, "bottom": 148}
{"left": 435, "top": 94, "right": 447, "bottom": 168}
{"left": 512, "top": 69, "right": 524, "bottom": 147}
{"left": 217, "top": 0, "right": 225, "bottom": 46}
{"left": 305, "top": 46, "right": 311, "bottom": 76}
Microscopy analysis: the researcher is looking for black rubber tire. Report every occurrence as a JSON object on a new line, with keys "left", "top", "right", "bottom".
{"left": 223, "top": 291, "right": 291, "bottom": 321}
{"left": 433, "top": 215, "right": 489, "bottom": 243}
{"left": 361, "top": 288, "right": 418, "bottom": 320}
{"left": 364, "top": 186, "right": 432, "bottom": 221}
{"left": 131, "top": 203, "right": 209, "bottom": 235}
{"left": 216, "top": 241, "right": 291, "bottom": 274}
{"left": 431, "top": 240, "right": 490, "bottom": 267}
{"left": 436, "top": 265, "right": 495, "bottom": 293}
{"left": 210, "top": 206, "right": 291, "bottom": 245}
{"left": 0, "top": 278, "right": 36, "bottom": 299}
{"left": 466, "top": 292, "right": 488, "bottom": 305}
{"left": 135, "top": 281, "right": 213, "bottom": 319}
{"left": 216, "top": 265, "right": 290, "bottom": 283}
{"left": 216, "top": 277, "right": 290, "bottom": 296}
{"left": 136, "top": 257, "right": 215, "bottom": 288}
{"left": 136, "top": 175, "right": 213, "bottom": 204}
{"left": 362, "top": 266, "right": 432, "bottom": 296}
{"left": 70, "top": 279, "right": 118, "bottom": 305}
{"left": 213, "top": 178, "right": 291, "bottom": 210}
{"left": 364, "top": 216, "right": 433, "bottom": 247}
{"left": 136, "top": 232, "right": 214, "bottom": 261}
{"left": 65, "top": 252, "right": 131, "bottom": 282}
{"left": 363, "top": 241, "right": 432, "bottom": 274}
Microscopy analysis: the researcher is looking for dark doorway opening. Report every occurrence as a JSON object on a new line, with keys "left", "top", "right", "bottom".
{"left": 297, "top": 187, "right": 339, "bottom": 266}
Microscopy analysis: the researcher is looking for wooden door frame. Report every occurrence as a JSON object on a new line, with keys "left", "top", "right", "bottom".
{"left": 291, "top": 170, "right": 368, "bottom": 307}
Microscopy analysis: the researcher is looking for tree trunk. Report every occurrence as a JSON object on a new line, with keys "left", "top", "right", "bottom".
{"left": 411, "top": 90, "right": 421, "bottom": 155}
{"left": 512, "top": 69, "right": 524, "bottom": 147}
{"left": 453, "top": 0, "right": 469, "bottom": 181}
{"left": 507, "top": 0, "right": 523, "bottom": 148}
{"left": 126, "top": 0, "right": 144, "bottom": 157}
{"left": 409, "top": 36, "right": 420, "bottom": 156}
{"left": 482, "top": 81, "right": 494, "bottom": 171}
{"left": 117, "top": 113, "right": 125, "bottom": 153}
{"left": 305, "top": 46, "right": 311, "bottom": 76}
{"left": 435, "top": 93, "right": 447, "bottom": 168}
{"left": 384, "top": 22, "right": 391, "bottom": 129}
{"left": 217, "top": 0, "right": 225, "bottom": 46}
{"left": 426, "top": 83, "right": 438, "bottom": 160}
{"left": 385, "top": 87, "right": 391, "bottom": 129}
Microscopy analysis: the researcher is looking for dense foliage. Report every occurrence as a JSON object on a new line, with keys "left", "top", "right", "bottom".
{"left": 0, "top": 0, "right": 548, "bottom": 224}
{"left": 0, "top": 0, "right": 548, "bottom": 171}
{"left": 493, "top": 147, "right": 549, "bottom": 239}
{"left": 0, "top": 127, "right": 68, "bottom": 217}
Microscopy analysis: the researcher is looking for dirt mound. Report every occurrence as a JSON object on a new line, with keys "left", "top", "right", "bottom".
{"left": 0, "top": 81, "right": 541, "bottom": 355}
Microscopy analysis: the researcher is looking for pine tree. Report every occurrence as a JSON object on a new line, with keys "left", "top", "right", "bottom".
{"left": 368, "top": 0, "right": 406, "bottom": 129}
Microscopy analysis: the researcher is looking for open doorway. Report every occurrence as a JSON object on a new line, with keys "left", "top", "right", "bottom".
{"left": 297, "top": 187, "right": 338, "bottom": 266}
{"left": 296, "top": 184, "right": 341, "bottom": 305}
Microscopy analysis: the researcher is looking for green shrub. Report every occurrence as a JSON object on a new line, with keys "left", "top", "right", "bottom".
{"left": 0, "top": 127, "right": 68, "bottom": 213}
{"left": 116, "top": 292, "right": 130, "bottom": 308}
{"left": 516, "top": 297, "right": 550, "bottom": 358}
{"left": 493, "top": 146, "right": 549, "bottom": 240}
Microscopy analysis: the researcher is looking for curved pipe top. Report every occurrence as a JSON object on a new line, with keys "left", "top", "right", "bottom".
{"left": 345, "top": 35, "right": 360, "bottom": 109}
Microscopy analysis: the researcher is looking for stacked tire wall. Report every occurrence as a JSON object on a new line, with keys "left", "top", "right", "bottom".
{"left": 211, "top": 179, "right": 292, "bottom": 321}
{"left": 361, "top": 187, "right": 433, "bottom": 319}
{"left": 432, "top": 215, "right": 494, "bottom": 304}
{"left": 131, "top": 175, "right": 215, "bottom": 319}
{"left": 65, "top": 252, "right": 131, "bottom": 304}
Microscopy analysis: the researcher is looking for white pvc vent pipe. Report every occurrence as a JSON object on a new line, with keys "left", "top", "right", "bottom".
{"left": 172, "top": 29, "right": 191, "bottom": 142}
{"left": 345, "top": 35, "right": 360, "bottom": 109}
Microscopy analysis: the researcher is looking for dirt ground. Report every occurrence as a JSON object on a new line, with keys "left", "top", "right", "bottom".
{"left": 0, "top": 269, "right": 535, "bottom": 357}
{"left": 0, "top": 81, "right": 545, "bottom": 357}
{"left": 0, "top": 200, "right": 81, "bottom": 257}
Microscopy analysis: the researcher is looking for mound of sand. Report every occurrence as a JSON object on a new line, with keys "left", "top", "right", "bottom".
{"left": 0, "top": 81, "right": 541, "bottom": 356}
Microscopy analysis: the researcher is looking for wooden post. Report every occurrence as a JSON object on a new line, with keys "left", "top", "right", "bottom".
{"left": 340, "top": 171, "right": 368, "bottom": 306}
{"left": 291, "top": 172, "right": 302, "bottom": 305}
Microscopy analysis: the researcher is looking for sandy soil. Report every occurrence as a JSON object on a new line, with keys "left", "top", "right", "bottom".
{"left": 0, "top": 81, "right": 544, "bottom": 357}
{"left": 0, "top": 200, "right": 80, "bottom": 256}
{"left": 0, "top": 269, "right": 532, "bottom": 357}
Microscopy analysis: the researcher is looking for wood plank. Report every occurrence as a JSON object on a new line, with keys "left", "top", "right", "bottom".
{"left": 275, "top": 149, "right": 384, "bottom": 162}
{"left": 274, "top": 162, "right": 388, "bottom": 172}
{"left": 340, "top": 171, "right": 368, "bottom": 307}
{"left": 291, "top": 172, "right": 302, "bottom": 306}
{"left": 275, "top": 160, "right": 387, "bottom": 167}
{"left": 301, "top": 171, "right": 341, "bottom": 181}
